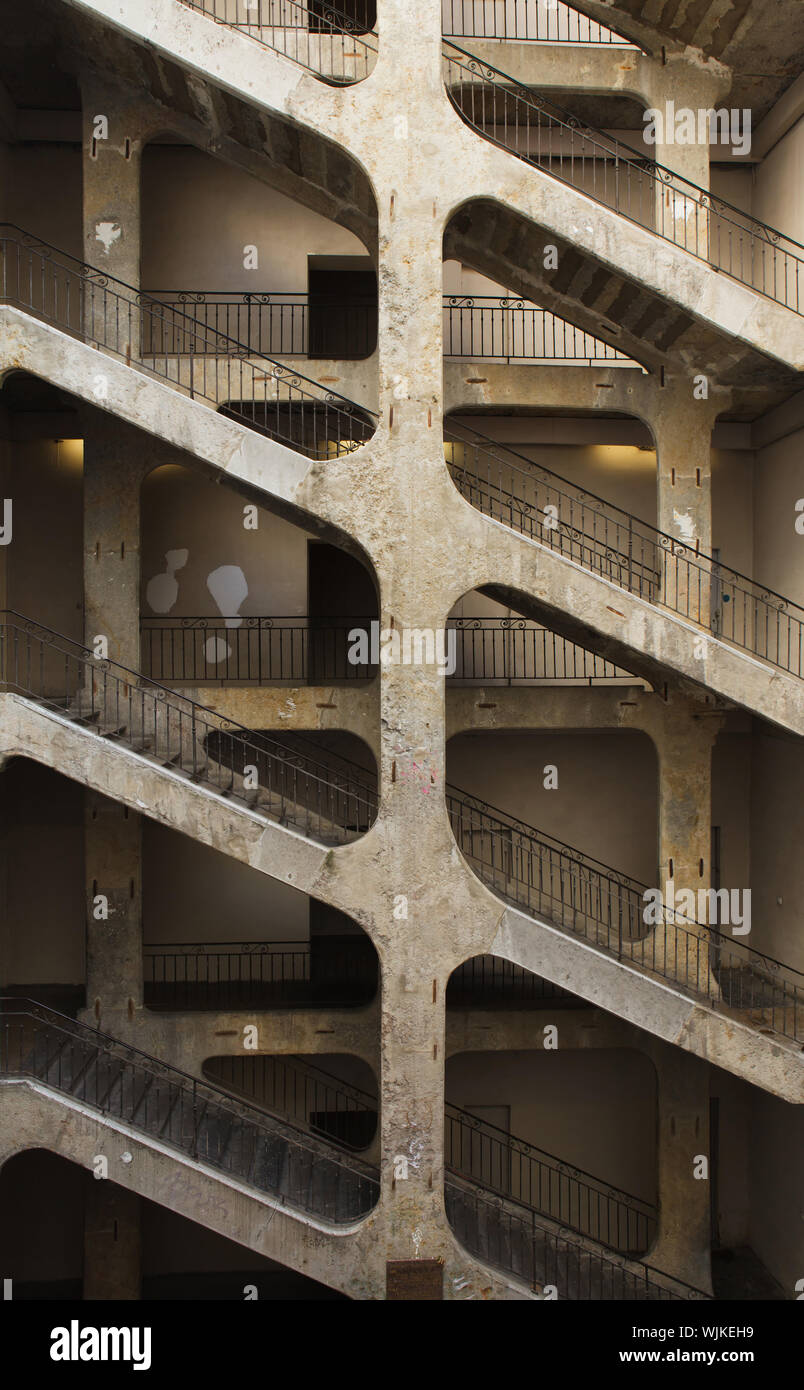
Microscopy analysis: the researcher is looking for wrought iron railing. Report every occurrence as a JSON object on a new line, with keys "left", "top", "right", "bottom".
{"left": 144, "top": 938, "right": 378, "bottom": 1009}
{"left": 442, "top": 0, "right": 636, "bottom": 47}
{"left": 445, "top": 1103, "right": 656, "bottom": 1253}
{"left": 0, "top": 225, "right": 376, "bottom": 460}
{"left": 445, "top": 420, "right": 804, "bottom": 678}
{"left": 140, "top": 615, "right": 378, "bottom": 685}
{"left": 140, "top": 613, "right": 639, "bottom": 685}
{"left": 448, "top": 615, "right": 641, "bottom": 682}
{"left": 141, "top": 291, "right": 378, "bottom": 360}
{"left": 204, "top": 1053, "right": 378, "bottom": 1149}
{"left": 442, "top": 41, "right": 804, "bottom": 314}
{"left": 446, "top": 786, "right": 804, "bottom": 1041}
{"left": 0, "top": 1000, "right": 379, "bottom": 1220}
{"left": 0, "top": 611, "right": 377, "bottom": 844}
{"left": 178, "top": 0, "right": 378, "bottom": 84}
{"left": 444, "top": 294, "right": 634, "bottom": 362}
{"left": 137, "top": 288, "right": 632, "bottom": 365}
{"left": 446, "top": 954, "right": 575, "bottom": 1006}
{"left": 445, "top": 1177, "right": 705, "bottom": 1299}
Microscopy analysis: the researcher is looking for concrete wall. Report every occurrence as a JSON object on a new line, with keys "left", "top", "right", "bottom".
{"left": 0, "top": 760, "right": 84, "bottom": 986}
{"left": 754, "top": 118, "right": 804, "bottom": 244}
{"left": 143, "top": 820, "right": 310, "bottom": 946}
{"left": 141, "top": 462, "right": 314, "bottom": 620}
{"left": 141, "top": 145, "right": 368, "bottom": 291}
{"left": 753, "top": 425, "right": 804, "bottom": 608}
{"left": 748, "top": 1089, "right": 804, "bottom": 1297}
{"left": 749, "top": 729, "right": 804, "bottom": 970}
{"left": 446, "top": 1047, "right": 658, "bottom": 1203}
{"left": 0, "top": 144, "right": 83, "bottom": 258}
{"left": 4, "top": 437, "right": 84, "bottom": 639}
{"left": 447, "top": 728, "right": 658, "bottom": 883}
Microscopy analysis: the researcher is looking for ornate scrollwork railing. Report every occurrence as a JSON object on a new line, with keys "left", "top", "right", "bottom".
{"left": 442, "top": 0, "right": 637, "bottom": 47}
{"left": 0, "top": 224, "right": 377, "bottom": 461}
{"left": 445, "top": 782, "right": 804, "bottom": 1041}
{"left": 442, "top": 40, "right": 804, "bottom": 313}
{"left": 445, "top": 419, "right": 804, "bottom": 677}
{"left": 178, "top": 0, "right": 378, "bottom": 84}
{"left": 0, "top": 610, "right": 377, "bottom": 845}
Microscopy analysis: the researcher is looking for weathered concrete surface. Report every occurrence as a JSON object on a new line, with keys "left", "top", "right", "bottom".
{"left": 0, "top": 1082, "right": 536, "bottom": 1301}
{"left": 63, "top": 0, "right": 804, "bottom": 376}
{"left": 492, "top": 907, "right": 804, "bottom": 1104}
{"left": 3, "top": 309, "right": 802, "bottom": 735}
{"left": 1, "top": 0, "right": 802, "bottom": 1301}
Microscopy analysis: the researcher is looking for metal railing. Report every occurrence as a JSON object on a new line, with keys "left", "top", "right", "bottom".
{"left": 442, "top": 41, "right": 804, "bottom": 314}
{"left": 445, "top": 1177, "right": 705, "bottom": 1299}
{"left": 141, "top": 291, "right": 378, "bottom": 359}
{"left": 0, "top": 1001, "right": 707, "bottom": 1295}
{"left": 444, "top": 294, "right": 634, "bottom": 362}
{"left": 445, "top": 1103, "right": 656, "bottom": 1253}
{"left": 442, "top": 0, "right": 636, "bottom": 47}
{"left": 140, "top": 613, "right": 639, "bottom": 685}
{"left": 204, "top": 1051, "right": 668, "bottom": 1277}
{"left": 140, "top": 615, "right": 378, "bottom": 685}
{"left": 0, "top": 611, "right": 378, "bottom": 845}
{"left": 144, "top": 939, "right": 378, "bottom": 1009}
{"left": 178, "top": 0, "right": 378, "bottom": 84}
{"left": 204, "top": 1053, "right": 378, "bottom": 1149}
{"left": 447, "top": 785, "right": 804, "bottom": 1041}
{"left": 448, "top": 615, "right": 641, "bottom": 682}
{"left": 137, "top": 288, "right": 632, "bottom": 365}
{"left": 0, "top": 999, "right": 379, "bottom": 1221}
{"left": 445, "top": 420, "right": 804, "bottom": 678}
{"left": 0, "top": 225, "right": 376, "bottom": 461}
{"left": 447, "top": 955, "right": 573, "bottom": 1007}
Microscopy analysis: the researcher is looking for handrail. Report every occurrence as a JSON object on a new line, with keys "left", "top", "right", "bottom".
{"left": 0, "top": 224, "right": 377, "bottom": 460}
{"left": 0, "top": 999, "right": 379, "bottom": 1220}
{"left": 140, "top": 612, "right": 642, "bottom": 685}
{"left": 442, "top": 39, "right": 804, "bottom": 314}
{"left": 446, "top": 785, "right": 804, "bottom": 1041}
{"left": 3, "top": 608, "right": 800, "bottom": 1037}
{"left": 0, "top": 610, "right": 377, "bottom": 844}
{"left": 445, "top": 418, "right": 804, "bottom": 677}
{"left": 442, "top": 0, "right": 638, "bottom": 47}
{"left": 137, "top": 287, "right": 635, "bottom": 364}
{"left": 178, "top": 0, "right": 378, "bottom": 85}
{"left": 444, "top": 1175, "right": 707, "bottom": 1299}
{"left": 444, "top": 1100, "right": 657, "bottom": 1253}
{"left": 0, "top": 996, "right": 700, "bottom": 1293}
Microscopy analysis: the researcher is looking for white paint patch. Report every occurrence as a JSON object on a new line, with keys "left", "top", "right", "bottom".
{"left": 146, "top": 548, "right": 189, "bottom": 613}
{"left": 204, "top": 564, "right": 249, "bottom": 666}
{"left": 673, "top": 509, "right": 695, "bottom": 543}
{"left": 205, "top": 636, "right": 231, "bottom": 665}
{"left": 206, "top": 564, "right": 248, "bottom": 628}
{"left": 94, "top": 221, "right": 122, "bottom": 255}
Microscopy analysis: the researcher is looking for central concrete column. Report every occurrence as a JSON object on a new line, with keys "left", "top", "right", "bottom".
{"left": 83, "top": 1175, "right": 142, "bottom": 1300}
{"left": 81, "top": 78, "right": 147, "bottom": 359}
{"left": 83, "top": 418, "right": 148, "bottom": 672}
{"left": 654, "top": 698, "right": 723, "bottom": 998}
{"left": 82, "top": 791, "right": 143, "bottom": 1031}
{"left": 654, "top": 386, "right": 719, "bottom": 631}
{"left": 646, "top": 1046, "right": 713, "bottom": 1293}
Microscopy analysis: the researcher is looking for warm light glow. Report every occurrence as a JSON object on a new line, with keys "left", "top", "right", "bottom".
{"left": 54, "top": 438, "right": 84, "bottom": 471}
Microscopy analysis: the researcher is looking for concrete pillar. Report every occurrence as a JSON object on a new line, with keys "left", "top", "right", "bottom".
{"left": 83, "top": 419, "right": 147, "bottom": 672}
{"left": 82, "top": 791, "right": 143, "bottom": 1031}
{"left": 653, "top": 388, "right": 719, "bottom": 631}
{"left": 81, "top": 79, "right": 146, "bottom": 360}
{"left": 654, "top": 702, "right": 723, "bottom": 999}
{"left": 647, "top": 1047, "right": 712, "bottom": 1293}
{"left": 83, "top": 1176, "right": 142, "bottom": 1300}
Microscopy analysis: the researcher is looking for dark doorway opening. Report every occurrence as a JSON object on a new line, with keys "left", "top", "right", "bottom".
{"left": 307, "top": 257, "right": 377, "bottom": 359}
